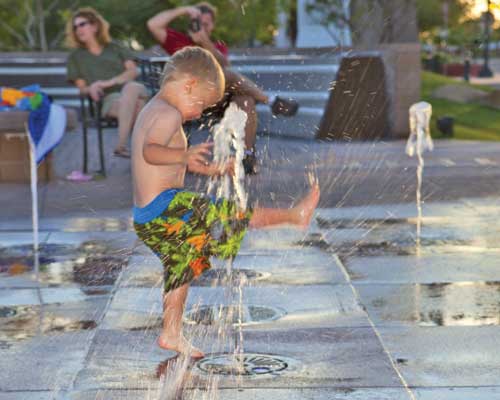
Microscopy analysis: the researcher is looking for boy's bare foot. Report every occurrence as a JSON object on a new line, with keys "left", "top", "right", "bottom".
{"left": 293, "top": 182, "right": 320, "bottom": 229}
{"left": 158, "top": 334, "right": 205, "bottom": 359}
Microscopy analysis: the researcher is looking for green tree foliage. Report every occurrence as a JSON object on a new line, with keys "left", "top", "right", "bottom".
{"left": 0, "top": 0, "right": 281, "bottom": 51}
{"left": 417, "top": 0, "right": 472, "bottom": 33}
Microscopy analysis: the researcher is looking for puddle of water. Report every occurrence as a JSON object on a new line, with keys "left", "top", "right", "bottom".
{"left": 0, "top": 241, "right": 128, "bottom": 287}
{"left": 0, "top": 304, "right": 97, "bottom": 343}
{"left": 193, "top": 268, "right": 265, "bottom": 287}
{"left": 372, "top": 281, "right": 500, "bottom": 327}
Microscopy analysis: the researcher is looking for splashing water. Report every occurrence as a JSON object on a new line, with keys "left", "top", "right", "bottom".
{"left": 207, "top": 102, "right": 248, "bottom": 210}
{"left": 406, "top": 101, "right": 433, "bottom": 254}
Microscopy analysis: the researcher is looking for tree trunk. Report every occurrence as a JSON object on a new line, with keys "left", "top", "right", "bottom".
{"left": 35, "top": 0, "right": 48, "bottom": 52}
{"left": 350, "top": 0, "right": 418, "bottom": 48}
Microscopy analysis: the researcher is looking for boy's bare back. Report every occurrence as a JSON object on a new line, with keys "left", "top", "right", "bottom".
{"left": 131, "top": 97, "right": 187, "bottom": 208}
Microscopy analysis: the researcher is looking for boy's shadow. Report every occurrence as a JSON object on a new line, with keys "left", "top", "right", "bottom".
{"left": 156, "top": 354, "right": 199, "bottom": 379}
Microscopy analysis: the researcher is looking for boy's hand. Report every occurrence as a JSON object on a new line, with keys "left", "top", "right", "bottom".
{"left": 221, "top": 157, "right": 235, "bottom": 176}
{"left": 186, "top": 142, "right": 213, "bottom": 172}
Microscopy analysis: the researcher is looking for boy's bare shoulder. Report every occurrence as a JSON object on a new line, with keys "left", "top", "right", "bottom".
{"left": 145, "top": 98, "right": 182, "bottom": 125}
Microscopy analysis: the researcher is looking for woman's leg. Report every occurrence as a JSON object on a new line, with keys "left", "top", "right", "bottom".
{"left": 107, "top": 82, "right": 148, "bottom": 152}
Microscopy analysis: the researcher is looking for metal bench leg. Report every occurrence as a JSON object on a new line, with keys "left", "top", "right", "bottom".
{"left": 96, "top": 103, "right": 106, "bottom": 177}
{"left": 80, "top": 97, "right": 89, "bottom": 174}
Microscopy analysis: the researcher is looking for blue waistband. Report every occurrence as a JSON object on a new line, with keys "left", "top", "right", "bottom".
{"left": 133, "top": 188, "right": 184, "bottom": 224}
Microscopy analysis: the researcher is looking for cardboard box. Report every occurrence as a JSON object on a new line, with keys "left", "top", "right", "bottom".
{"left": 0, "top": 132, "right": 51, "bottom": 183}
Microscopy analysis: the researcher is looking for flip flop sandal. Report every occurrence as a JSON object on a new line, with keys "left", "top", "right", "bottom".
{"left": 113, "top": 148, "right": 131, "bottom": 158}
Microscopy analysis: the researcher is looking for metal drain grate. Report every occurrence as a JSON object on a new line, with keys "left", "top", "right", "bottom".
{"left": 197, "top": 353, "right": 299, "bottom": 377}
{"left": 184, "top": 304, "right": 286, "bottom": 326}
{"left": 193, "top": 268, "right": 267, "bottom": 286}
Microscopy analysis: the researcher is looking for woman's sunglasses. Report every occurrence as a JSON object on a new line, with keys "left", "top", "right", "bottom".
{"left": 73, "top": 21, "right": 90, "bottom": 31}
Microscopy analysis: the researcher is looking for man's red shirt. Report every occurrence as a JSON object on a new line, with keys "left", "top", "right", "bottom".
{"left": 162, "top": 28, "right": 228, "bottom": 59}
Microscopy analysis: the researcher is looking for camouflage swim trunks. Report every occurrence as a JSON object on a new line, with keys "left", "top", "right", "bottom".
{"left": 133, "top": 189, "right": 252, "bottom": 293}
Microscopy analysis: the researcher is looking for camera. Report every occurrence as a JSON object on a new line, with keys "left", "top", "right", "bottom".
{"left": 189, "top": 18, "right": 201, "bottom": 32}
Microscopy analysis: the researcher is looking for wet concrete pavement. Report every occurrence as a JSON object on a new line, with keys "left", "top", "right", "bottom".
{"left": 1, "top": 196, "right": 500, "bottom": 399}
{"left": 2, "top": 134, "right": 500, "bottom": 399}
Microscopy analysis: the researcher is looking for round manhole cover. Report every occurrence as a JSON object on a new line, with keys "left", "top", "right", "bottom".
{"left": 193, "top": 268, "right": 267, "bottom": 286}
{"left": 184, "top": 304, "right": 286, "bottom": 326}
{"left": 197, "top": 353, "right": 300, "bottom": 377}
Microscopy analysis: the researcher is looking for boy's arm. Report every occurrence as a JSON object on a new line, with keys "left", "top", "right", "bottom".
{"left": 142, "top": 110, "right": 187, "bottom": 165}
{"left": 188, "top": 159, "right": 234, "bottom": 176}
{"left": 142, "top": 110, "right": 212, "bottom": 168}
{"left": 147, "top": 6, "right": 200, "bottom": 44}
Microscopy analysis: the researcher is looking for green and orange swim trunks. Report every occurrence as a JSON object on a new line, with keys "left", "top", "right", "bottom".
{"left": 133, "top": 189, "right": 252, "bottom": 293}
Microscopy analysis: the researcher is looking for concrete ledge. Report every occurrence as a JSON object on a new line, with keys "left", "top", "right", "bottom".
{"left": 0, "top": 108, "right": 78, "bottom": 133}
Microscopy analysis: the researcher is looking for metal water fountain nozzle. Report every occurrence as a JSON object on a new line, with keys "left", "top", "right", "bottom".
{"left": 406, "top": 101, "right": 434, "bottom": 157}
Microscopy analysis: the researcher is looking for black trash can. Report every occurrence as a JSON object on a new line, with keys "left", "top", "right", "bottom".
{"left": 437, "top": 116, "right": 454, "bottom": 137}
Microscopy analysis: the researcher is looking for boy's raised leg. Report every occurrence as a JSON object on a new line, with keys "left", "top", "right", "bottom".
{"left": 249, "top": 183, "right": 320, "bottom": 229}
{"left": 158, "top": 283, "right": 204, "bottom": 359}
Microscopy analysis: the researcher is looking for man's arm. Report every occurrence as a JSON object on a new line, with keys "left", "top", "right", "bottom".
{"left": 147, "top": 6, "right": 200, "bottom": 44}
{"left": 191, "top": 30, "right": 230, "bottom": 68}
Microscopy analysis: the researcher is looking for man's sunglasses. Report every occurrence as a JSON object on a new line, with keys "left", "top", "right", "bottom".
{"left": 73, "top": 21, "right": 90, "bottom": 31}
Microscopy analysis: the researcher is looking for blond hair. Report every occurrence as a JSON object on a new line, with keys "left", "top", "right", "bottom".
{"left": 196, "top": 2, "right": 217, "bottom": 19}
{"left": 65, "top": 7, "right": 111, "bottom": 48}
{"left": 160, "top": 46, "right": 225, "bottom": 98}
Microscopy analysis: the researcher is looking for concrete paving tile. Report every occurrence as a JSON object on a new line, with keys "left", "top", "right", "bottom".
{"left": 315, "top": 201, "right": 483, "bottom": 222}
{"left": 345, "top": 252, "right": 500, "bottom": 283}
{"left": 102, "top": 285, "right": 364, "bottom": 331}
{"left": 194, "top": 327, "right": 404, "bottom": 389}
{"left": 0, "top": 275, "right": 41, "bottom": 289}
{"left": 122, "top": 247, "right": 346, "bottom": 288}
{"left": 355, "top": 283, "right": 500, "bottom": 327}
{"left": 45, "top": 231, "right": 137, "bottom": 251}
{"left": 414, "top": 387, "right": 500, "bottom": 399}
{"left": 67, "top": 390, "right": 150, "bottom": 400}
{"left": 0, "top": 331, "right": 91, "bottom": 391}
{"left": 74, "top": 327, "right": 402, "bottom": 391}
{"left": 0, "top": 289, "right": 40, "bottom": 306}
{"left": 377, "top": 326, "right": 500, "bottom": 387}
{"left": 215, "top": 387, "right": 411, "bottom": 400}
{"left": 0, "top": 232, "right": 50, "bottom": 247}
{"left": 0, "top": 393, "right": 55, "bottom": 400}
{"left": 231, "top": 248, "right": 346, "bottom": 285}
{"left": 73, "top": 328, "right": 226, "bottom": 391}
{"left": 322, "top": 228, "right": 371, "bottom": 247}
{"left": 239, "top": 226, "right": 318, "bottom": 253}
{"left": 119, "top": 255, "right": 163, "bottom": 288}
{"left": 41, "top": 288, "right": 88, "bottom": 304}
{"left": 336, "top": 216, "right": 500, "bottom": 251}
{"left": 68, "top": 387, "right": 412, "bottom": 400}
{"left": 0, "top": 213, "right": 133, "bottom": 233}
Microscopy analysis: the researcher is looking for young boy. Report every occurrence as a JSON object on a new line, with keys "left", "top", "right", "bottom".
{"left": 132, "top": 46, "right": 319, "bottom": 359}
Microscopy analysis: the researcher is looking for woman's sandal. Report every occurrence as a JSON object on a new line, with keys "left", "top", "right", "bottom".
{"left": 113, "top": 147, "right": 131, "bottom": 158}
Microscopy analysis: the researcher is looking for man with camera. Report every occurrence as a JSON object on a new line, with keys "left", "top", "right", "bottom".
{"left": 147, "top": 2, "right": 299, "bottom": 175}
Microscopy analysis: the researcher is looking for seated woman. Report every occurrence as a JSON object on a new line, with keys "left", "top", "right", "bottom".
{"left": 66, "top": 7, "right": 148, "bottom": 158}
